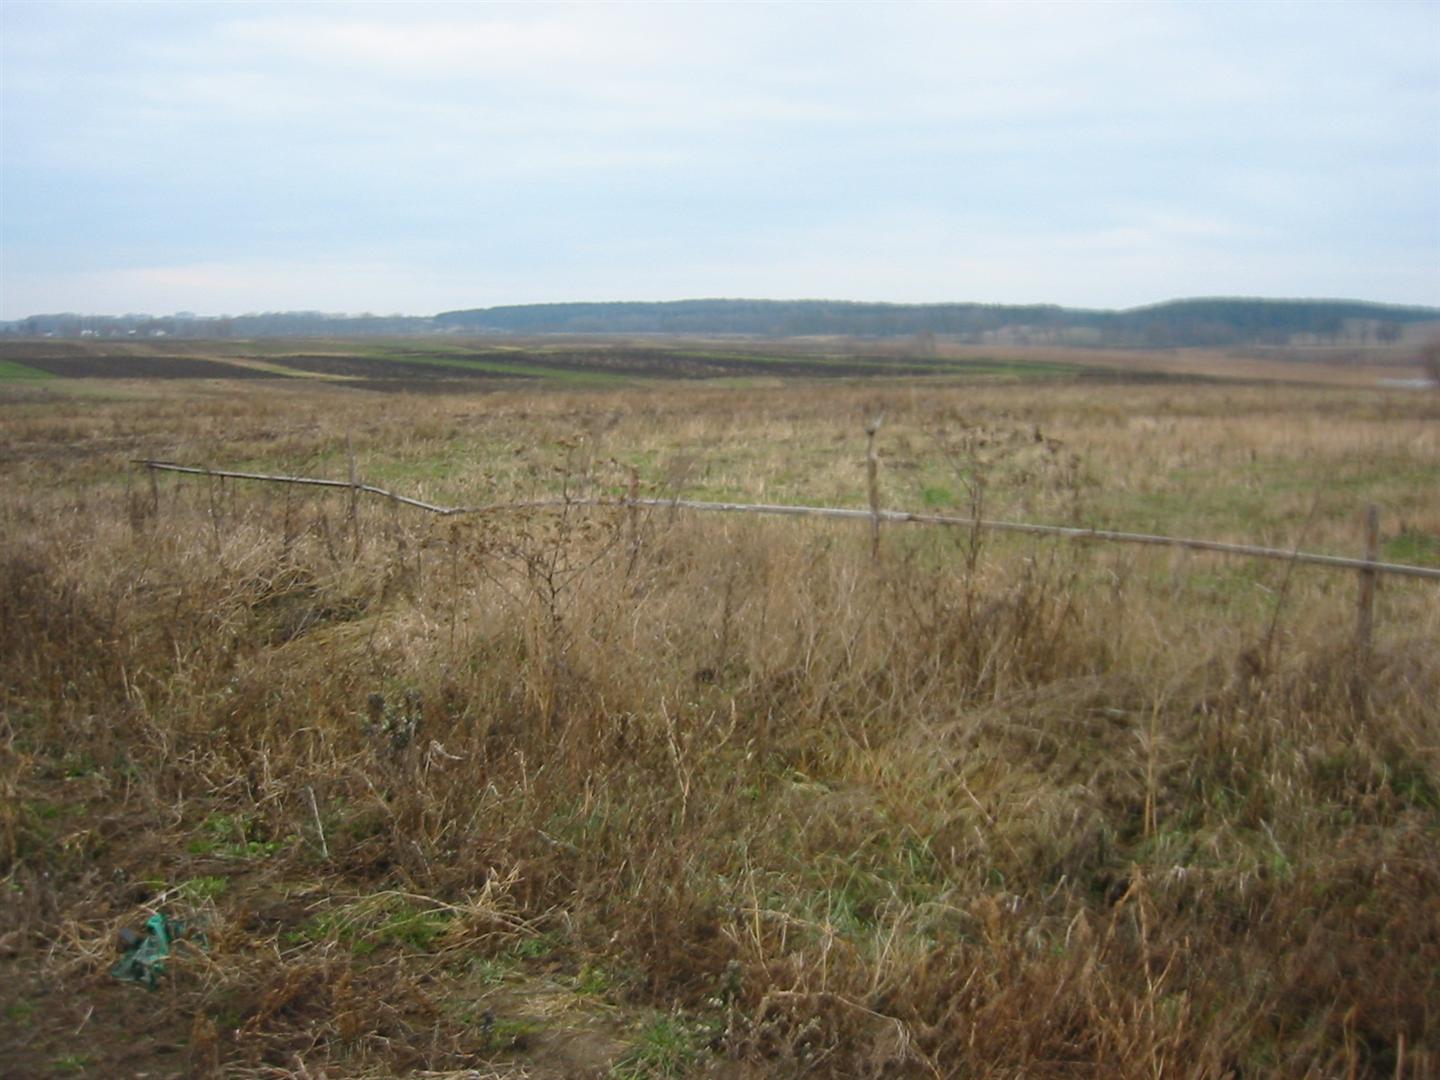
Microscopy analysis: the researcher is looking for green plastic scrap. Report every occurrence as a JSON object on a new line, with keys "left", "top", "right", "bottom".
{"left": 111, "top": 913, "right": 206, "bottom": 990}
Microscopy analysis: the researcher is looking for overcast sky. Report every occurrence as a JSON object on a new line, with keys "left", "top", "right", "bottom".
{"left": 2, "top": 1, "right": 1437, "bottom": 318}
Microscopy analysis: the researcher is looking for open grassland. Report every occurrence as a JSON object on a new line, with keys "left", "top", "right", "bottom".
{"left": 1, "top": 366, "right": 1438, "bottom": 1078}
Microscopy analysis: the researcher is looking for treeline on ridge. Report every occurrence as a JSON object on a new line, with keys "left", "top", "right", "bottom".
{"left": 6, "top": 297, "right": 1437, "bottom": 347}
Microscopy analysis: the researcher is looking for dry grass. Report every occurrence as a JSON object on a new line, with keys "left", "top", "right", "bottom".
{"left": 1, "top": 372, "right": 1437, "bottom": 1078}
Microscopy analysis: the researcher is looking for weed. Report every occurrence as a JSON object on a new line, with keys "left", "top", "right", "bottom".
{"left": 485, "top": 1016, "right": 543, "bottom": 1052}
{"left": 176, "top": 875, "right": 229, "bottom": 902}
{"left": 187, "top": 813, "right": 291, "bottom": 859}
{"left": 506, "top": 931, "right": 564, "bottom": 963}
{"left": 466, "top": 957, "right": 519, "bottom": 986}
{"left": 5, "top": 1000, "right": 35, "bottom": 1022}
{"left": 375, "top": 907, "right": 453, "bottom": 950}
{"left": 576, "top": 964, "right": 613, "bottom": 996}
{"left": 611, "top": 1014, "right": 713, "bottom": 1079}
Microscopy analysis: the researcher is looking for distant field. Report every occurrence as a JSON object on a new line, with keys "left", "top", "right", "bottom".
{"left": 0, "top": 336, "right": 1209, "bottom": 390}
{"left": 0, "top": 337, "right": 1088, "bottom": 388}
{"left": 2, "top": 335, "right": 1431, "bottom": 393}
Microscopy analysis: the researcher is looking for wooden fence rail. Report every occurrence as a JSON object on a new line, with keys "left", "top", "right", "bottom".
{"left": 133, "top": 459, "right": 1440, "bottom": 584}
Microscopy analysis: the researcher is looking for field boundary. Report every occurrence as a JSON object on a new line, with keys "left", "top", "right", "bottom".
{"left": 133, "top": 458, "right": 1440, "bottom": 583}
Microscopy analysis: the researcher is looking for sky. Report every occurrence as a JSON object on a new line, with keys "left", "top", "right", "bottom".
{"left": 1, "top": 1, "right": 1437, "bottom": 319}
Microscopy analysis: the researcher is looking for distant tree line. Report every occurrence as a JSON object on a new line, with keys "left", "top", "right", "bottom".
{"left": 4, "top": 297, "right": 1436, "bottom": 348}
{"left": 434, "top": 298, "right": 1437, "bottom": 346}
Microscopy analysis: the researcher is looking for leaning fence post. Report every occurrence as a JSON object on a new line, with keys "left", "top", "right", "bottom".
{"left": 866, "top": 414, "right": 884, "bottom": 560}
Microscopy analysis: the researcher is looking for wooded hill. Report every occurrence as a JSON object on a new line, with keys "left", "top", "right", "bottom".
{"left": 7, "top": 297, "right": 1436, "bottom": 346}
{"left": 434, "top": 298, "right": 1439, "bottom": 346}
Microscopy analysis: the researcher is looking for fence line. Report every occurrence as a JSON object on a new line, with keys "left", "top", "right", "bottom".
{"left": 133, "top": 459, "right": 1440, "bottom": 583}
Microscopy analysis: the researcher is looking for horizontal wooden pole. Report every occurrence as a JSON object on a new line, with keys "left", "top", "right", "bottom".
{"left": 133, "top": 460, "right": 1440, "bottom": 582}
{"left": 133, "top": 460, "right": 461, "bottom": 514}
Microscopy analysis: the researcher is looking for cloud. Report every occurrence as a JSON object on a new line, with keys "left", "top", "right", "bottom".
{"left": 214, "top": 8, "right": 655, "bottom": 77}
{"left": 2, "top": 1, "right": 1436, "bottom": 317}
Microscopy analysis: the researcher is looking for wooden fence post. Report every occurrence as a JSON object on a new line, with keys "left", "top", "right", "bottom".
{"left": 626, "top": 466, "right": 642, "bottom": 576}
{"left": 347, "top": 433, "right": 358, "bottom": 525}
{"left": 1356, "top": 504, "right": 1379, "bottom": 655}
{"left": 866, "top": 414, "right": 883, "bottom": 560}
{"left": 347, "top": 433, "right": 360, "bottom": 558}
{"left": 1352, "top": 504, "right": 1380, "bottom": 715}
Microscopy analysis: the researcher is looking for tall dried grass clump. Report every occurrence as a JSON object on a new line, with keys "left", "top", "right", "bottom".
{"left": 1, "top": 380, "right": 1436, "bottom": 1077}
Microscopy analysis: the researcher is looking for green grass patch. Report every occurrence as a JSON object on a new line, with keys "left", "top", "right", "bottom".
{"left": 5, "top": 1000, "right": 36, "bottom": 1023}
{"left": 445, "top": 1003, "right": 543, "bottom": 1054}
{"left": 1383, "top": 529, "right": 1440, "bottom": 567}
{"left": 611, "top": 1014, "right": 715, "bottom": 1079}
{"left": 375, "top": 907, "right": 453, "bottom": 950}
{"left": 506, "top": 930, "right": 565, "bottom": 962}
{"left": 176, "top": 875, "right": 229, "bottom": 902}
{"left": 289, "top": 894, "right": 461, "bottom": 956}
{"left": 0, "top": 359, "right": 56, "bottom": 381}
{"left": 921, "top": 484, "right": 957, "bottom": 508}
{"left": 187, "top": 813, "right": 292, "bottom": 859}
{"left": 574, "top": 964, "right": 614, "bottom": 996}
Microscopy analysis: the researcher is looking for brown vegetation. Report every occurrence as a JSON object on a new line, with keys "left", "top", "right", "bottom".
{"left": 1, "top": 370, "right": 1437, "bottom": 1077}
{"left": 1420, "top": 341, "right": 1440, "bottom": 388}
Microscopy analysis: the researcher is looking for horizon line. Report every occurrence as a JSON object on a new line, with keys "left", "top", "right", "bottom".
{"left": 7, "top": 293, "right": 1440, "bottom": 323}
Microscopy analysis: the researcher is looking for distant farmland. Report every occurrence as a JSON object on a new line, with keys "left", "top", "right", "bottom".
{"left": 2, "top": 335, "right": 1432, "bottom": 393}
{"left": 0, "top": 337, "right": 1085, "bottom": 388}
